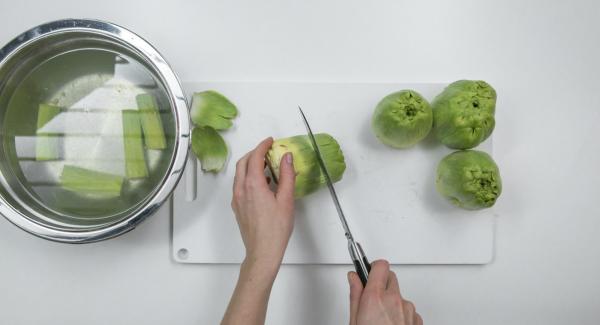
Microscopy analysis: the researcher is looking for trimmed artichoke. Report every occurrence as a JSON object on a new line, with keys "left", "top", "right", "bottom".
{"left": 191, "top": 126, "right": 228, "bottom": 173}
{"left": 190, "top": 90, "right": 238, "bottom": 130}
{"left": 266, "top": 133, "right": 346, "bottom": 198}
{"left": 436, "top": 150, "right": 502, "bottom": 210}
{"left": 432, "top": 80, "right": 497, "bottom": 149}
{"left": 371, "top": 90, "right": 433, "bottom": 148}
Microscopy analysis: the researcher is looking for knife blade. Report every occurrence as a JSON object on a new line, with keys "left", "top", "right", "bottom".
{"left": 297, "top": 106, "right": 371, "bottom": 286}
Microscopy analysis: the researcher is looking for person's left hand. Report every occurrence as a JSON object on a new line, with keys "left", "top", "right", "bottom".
{"left": 231, "top": 137, "right": 296, "bottom": 270}
{"left": 223, "top": 137, "right": 296, "bottom": 325}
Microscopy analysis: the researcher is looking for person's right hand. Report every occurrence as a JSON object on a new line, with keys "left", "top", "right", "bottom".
{"left": 348, "top": 260, "right": 422, "bottom": 325}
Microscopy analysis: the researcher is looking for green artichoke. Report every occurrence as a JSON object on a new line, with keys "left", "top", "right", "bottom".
{"left": 371, "top": 90, "right": 433, "bottom": 148}
{"left": 266, "top": 133, "right": 346, "bottom": 198}
{"left": 436, "top": 150, "right": 502, "bottom": 210}
{"left": 432, "top": 80, "right": 496, "bottom": 149}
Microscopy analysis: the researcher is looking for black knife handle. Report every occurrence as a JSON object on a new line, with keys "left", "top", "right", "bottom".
{"left": 363, "top": 255, "right": 371, "bottom": 274}
{"left": 354, "top": 258, "right": 370, "bottom": 286}
{"left": 349, "top": 241, "right": 371, "bottom": 287}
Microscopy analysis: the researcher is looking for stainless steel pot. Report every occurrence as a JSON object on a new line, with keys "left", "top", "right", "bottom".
{"left": 0, "top": 19, "right": 190, "bottom": 243}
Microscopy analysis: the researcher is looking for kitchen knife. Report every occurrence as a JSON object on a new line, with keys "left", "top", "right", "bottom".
{"left": 298, "top": 106, "right": 371, "bottom": 286}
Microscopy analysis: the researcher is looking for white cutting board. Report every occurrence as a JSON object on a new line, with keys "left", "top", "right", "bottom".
{"left": 172, "top": 82, "right": 495, "bottom": 265}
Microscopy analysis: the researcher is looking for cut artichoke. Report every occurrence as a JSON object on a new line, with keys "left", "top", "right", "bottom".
{"left": 136, "top": 93, "right": 167, "bottom": 150}
{"left": 36, "top": 103, "right": 62, "bottom": 161}
{"left": 266, "top": 133, "right": 346, "bottom": 198}
{"left": 60, "top": 165, "right": 124, "bottom": 197}
{"left": 122, "top": 110, "right": 148, "bottom": 178}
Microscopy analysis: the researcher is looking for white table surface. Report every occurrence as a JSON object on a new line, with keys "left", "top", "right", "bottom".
{"left": 1, "top": 1, "right": 599, "bottom": 324}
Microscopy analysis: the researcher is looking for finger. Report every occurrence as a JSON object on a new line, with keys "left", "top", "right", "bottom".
{"left": 403, "top": 300, "right": 416, "bottom": 325}
{"left": 416, "top": 313, "right": 423, "bottom": 325}
{"left": 233, "top": 152, "right": 251, "bottom": 197}
{"left": 348, "top": 272, "right": 363, "bottom": 325}
{"left": 365, "top": 260, "right": 390, "bottom": 293}
{"left": 276, "top": 153, "right": 296, "bottom": 205}
{"left": 247, "top": 137, "right": 273, "bottom": 179}
{"left": 386, "top": 271, "right": 401, "bottom": 297}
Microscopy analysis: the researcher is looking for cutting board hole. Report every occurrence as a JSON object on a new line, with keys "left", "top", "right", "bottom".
{"left": 177, "top": 248, "right": 189, "bottom": 260}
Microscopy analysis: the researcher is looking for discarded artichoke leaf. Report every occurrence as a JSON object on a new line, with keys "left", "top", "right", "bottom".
{"left": 190, "top": 90, "right": 238, "bottom": 130}
{"left": 191, "top": 126, "right": 228, "bottom": 173}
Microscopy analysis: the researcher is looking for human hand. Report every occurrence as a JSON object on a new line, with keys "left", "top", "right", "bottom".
{"left": 348, "top": 260, "right": 422, "bottom": 325}
{"left": 231, "top": 137, "right": 296, "bottom": 271}
{"left": 223, "top": 137, "right": 296, "bottom": 325}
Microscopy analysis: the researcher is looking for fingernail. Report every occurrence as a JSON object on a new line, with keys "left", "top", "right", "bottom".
{"left": 286, "top": 152, "right": 293, "bottom": 164}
